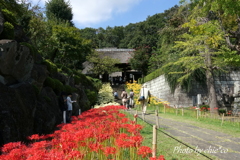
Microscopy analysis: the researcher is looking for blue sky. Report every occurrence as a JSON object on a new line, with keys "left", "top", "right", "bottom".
{"left": 31, "top": 0, "right": 180, "bottom": 29}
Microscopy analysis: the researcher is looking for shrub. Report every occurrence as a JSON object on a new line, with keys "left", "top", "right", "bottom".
{"left": 1, "top": 21, "right": 14, "bottom": 39}
{"left": 85, "top": 89, "right": 97, "bottom": 105}
{"left": 73, "top": 75, "right": 81, "bottom": 84}
{"left": 1, "top": 9, "right": 16, "bottom": 24}
{"left": 43, "top": 59, "right": 58, "bottom": 74}
{"left": 199, "top": 104, "right": 210, "bottom": 112}
{"left": 219, "top": 109, "right": 227, "bottom": 115}
{"left": 64, "top": 85, "right": 77, "bottom": 93}
{"left": 53, "top": 79, "right": 64, "bottom": 91}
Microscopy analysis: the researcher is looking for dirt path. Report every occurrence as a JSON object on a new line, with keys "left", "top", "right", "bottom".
{"left": 126, "top": 110, "right": 240, "bottom": 160}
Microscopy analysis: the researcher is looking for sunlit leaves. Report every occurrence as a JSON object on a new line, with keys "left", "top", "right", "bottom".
{"left": 86, "top": 51, "right": 120, "bottom": 76}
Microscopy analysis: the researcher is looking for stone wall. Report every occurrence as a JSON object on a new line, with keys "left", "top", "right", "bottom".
{"left": 144, "top": 72, "right": 240, "bottom": 108}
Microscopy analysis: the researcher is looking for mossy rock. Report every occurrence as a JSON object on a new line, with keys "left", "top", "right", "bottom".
{"left": 53, "top": 78, "right": 64, "bottom": 91}
{"left": 43, "top": 59, "right": 58, "bottom": 74}
{"left": 19, "top": 42, "right": 37, "bottom": 61}
{"left": 1, "top": 21, "right": 14, "bottom": 39}
{"left": 64, "top": 85, "right": 77, "bottom": 94}
{"left": 73, "top": 75, "right": 81, "bottom": 84}
{"left": 44, "top": 77, "right": 55, "bottom": 89}
{"left": 32, "top": 84, "right": 40, "bottom": 96}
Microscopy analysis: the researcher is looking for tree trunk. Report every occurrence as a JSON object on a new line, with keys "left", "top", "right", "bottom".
{"left": 205, "top": 51, "right": 218, "bottom": 115}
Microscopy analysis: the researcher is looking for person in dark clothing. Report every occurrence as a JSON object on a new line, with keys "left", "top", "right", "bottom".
{"left": 59, "top": 92, "right": 68, "bottom": 123}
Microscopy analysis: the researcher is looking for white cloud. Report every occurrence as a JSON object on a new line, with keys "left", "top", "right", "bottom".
{"left": 30, "top": 0, "right": 142, "bottom": 27}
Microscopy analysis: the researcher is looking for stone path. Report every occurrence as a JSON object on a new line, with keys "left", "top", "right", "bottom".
{"left": 126, "top": 110, "right": 240, "bottom": 160}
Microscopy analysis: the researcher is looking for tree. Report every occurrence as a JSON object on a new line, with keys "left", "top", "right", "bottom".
{"left": 129, "top": 46, "right": 152, "bottom": 77}
{"left": 45, "top": 0, "right": 73, "bottom": 26}
{"left": 186, "top": 0, "right": 240, "bottom": 55}
{"left": 49, "top": 25, "right": 92, "bottom": 68}
{"left": 164, "top": 18, "right": 234, "bottom": 115}
{"left": 86, "top": 51, "right": 120, "bottom": 76}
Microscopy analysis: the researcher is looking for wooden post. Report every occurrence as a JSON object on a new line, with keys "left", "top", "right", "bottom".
{"left": 182, "top": 107, "right": 184, "bottom": 116}
{"left": 134, "top": 114, "right": 138, "bottom": 123}
{"left": 142, "top": 112, "right": 145, "bottom": 121}
{"left": 79, "top": 109, "right": 81, "bottom": 115}
{"left": 164, "top": 104, "right": 166, "bottom": 114}
{"left": 155, "top": 110, "right": 159, "bottom": 128}
{"left": 152, "top": 125, "right": 157, "bottom": 158}
{"left": 196, "top": 109, "right": 199, "bottom": 119}
{"left": 221, "top": 113, "right": 225, "bottom": 126}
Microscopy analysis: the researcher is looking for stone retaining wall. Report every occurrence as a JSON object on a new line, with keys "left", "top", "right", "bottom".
{"left": 144, "top": 72, "right": 240, "bottom": 108}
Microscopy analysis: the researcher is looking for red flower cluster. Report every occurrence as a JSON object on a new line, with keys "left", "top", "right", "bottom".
{"left": 150, "top": 155, "right": 165, "bottom": 160}
{"left": 0, "top": 105, "right": 161, "bottom": 160}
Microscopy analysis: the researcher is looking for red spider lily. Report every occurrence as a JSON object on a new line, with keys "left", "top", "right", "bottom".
{"left": 149, "top": 155, "right": 165, "bottom": 160}
{"left": 103, "top": 146, "right": 117, "bottom": 157}
{"left": 0, "top": 105, "right": 163, "bottom": 160}
{"left": 138, "top": 146, "right": 152, "bottom": 158}
{"left": 27, "top": 134, "right": 41, "bottom": 141}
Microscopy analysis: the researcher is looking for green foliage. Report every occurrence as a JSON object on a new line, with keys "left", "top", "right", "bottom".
{"left": 199, "top": 105, "right": 210, "bottom": 112}
{"left": 73, "top": 75, "right": 81, "bottom": 84}
{"left": 19, "top": 42, "right": 37, "bottom": 61}
{"left": 86, "top": 51, "right": 120, "bottom": 75}
{"left": 56, "top": 64, "right": 73, "bottom": 75}
{"left": 95, "top": 83, "right": 114, "bottom": 105}
{"left": 44, "top": 77, "right": 55, "bottom": 89}
{"left": 50, "top": 25, "right": 92, "bottom": 67}
{"left": 1, "top": 21, "right": 14, "bottom": 39}
{"left": 43, "top": 59, "right": 58, "bottom": 74}
{"left": 85, "top": 89, "right": 97, "bottom": 105}
{"left": 87, "top": 76, "right": 102, "bottom": 90}
{"left": 218, "top": 109, "right": 226, "bottom": 115}
{"left": 129, "top": 45, "right": 151, "bottom": 76}
{"left": 54, "top": 79, "right": 64, "bottom": 91}
{"left": 64, "top": 85, "right": 77, "bottom": 93}
{"left": 1, "top": 8, "right": 16, "bottom": 24}
{"left": 43, "top": 96, "right": 51, "bottom": 103}
{"left": 45, "top": 0, "right": 73, "bottom": 26}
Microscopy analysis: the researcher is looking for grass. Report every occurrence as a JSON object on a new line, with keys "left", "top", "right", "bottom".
{"left": 124, "top": 111, "right": 218, "bottom": 160}
{"left": 134, "top": 104, "right": 240, "bottom": 137}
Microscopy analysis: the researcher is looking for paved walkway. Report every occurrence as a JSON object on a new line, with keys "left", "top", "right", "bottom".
{"left": 125, "top": 110, "right": 240, "bottom": 160}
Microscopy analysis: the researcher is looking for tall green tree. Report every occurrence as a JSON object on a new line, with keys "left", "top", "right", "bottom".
{"left": 86, "top": 51, "right": 120, "bottom": 76}
{"left": 164, "top": 18, "right": 235, "bottom": 114}
{"left": 45, "top": 0, "right": 73, "bottom": 26}
{"left": 129, "top": 46, "right": 152, "bottom": 77}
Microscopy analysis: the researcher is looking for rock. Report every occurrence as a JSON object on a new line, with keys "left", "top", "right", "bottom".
{"left": 0, "top": 40, "right": 34, "bottom": 85}
{"left": 33, "top": 87, "right": 62, "bottom": 134}
{"left": 0, "top": 82, "right": 37, "bottom": 144}
{"left": 0, "top": 11, "right": 4, "bottom": 35}
{"left": 0, "top": 83, "right": 62, "bottom": 145}
{"left": 30, "top": 64, "right": 48, "bottom": 90}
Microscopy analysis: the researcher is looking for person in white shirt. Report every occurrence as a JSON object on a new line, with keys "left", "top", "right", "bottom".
{"left": 139, "top": 84, "right": 151, "bottom": 114}
{"left": 67, "top": 93, "right": 76, "bottom": 122}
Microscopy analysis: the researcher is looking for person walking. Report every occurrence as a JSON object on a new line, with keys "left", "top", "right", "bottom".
{"left": 67, "top": 93, "right": 77, "bottom": 123}
{"left": 129, "top": 89, "right": 135, "bottom": 108}
{"left": 121, "top": 89, "right": 128, "bottom": 109}
{"left": 139, "top": 84, "right": 151, "bottom": 114}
